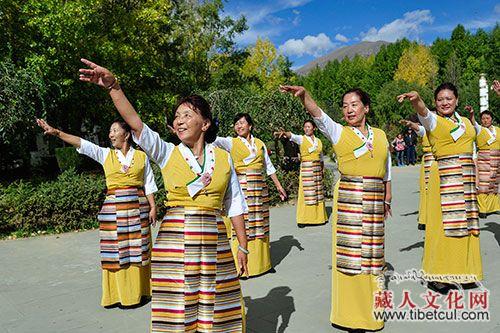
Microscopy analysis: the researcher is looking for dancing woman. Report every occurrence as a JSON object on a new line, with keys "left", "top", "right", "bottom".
{"left": 212, "top": 113, "right": 287, "bottom": 277}
{"left": 398, "top": 83, "right": 482, "bottom": 293}
{"left": 36, "top": 118, "right": 157, "bottom": 307}
{"left": 466, "top": 106, "right": 499, "bottom": 218}
{"left": 281, "top": 85, "right": 392, "bottom": 331}
{"left": 79, "top": 58, "right": 248, "bottom": 332}
{"left": 274, "top": 120, "right": 327, "bottom": 227}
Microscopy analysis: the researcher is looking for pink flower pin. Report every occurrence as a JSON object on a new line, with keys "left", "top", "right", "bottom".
{"left": 366, "top": 142, "right": 374, "bottom": 151}
{"left": 121, "top": 165, "right": 130, "bottom": 173}
{"left": 201, "top": 173, "right": 212, "bottom": 187}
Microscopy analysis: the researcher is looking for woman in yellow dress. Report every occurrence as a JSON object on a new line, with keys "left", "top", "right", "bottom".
{"left": 467, "top": 106, "right": 499, "bottom": 218}
{"left": 398, "top": 83, "right": 483, "bottom": 294}
{"left": 281, "top": 85, "right": 392, "bottom": 331}
{"left": 36, "top": 118, "right": 158, "bottom": 308}
{"left": 213, "top": 113, "right": 287, "bottom": 277}
{"left": 400, "top": 119, "right": 435, "bottom": 230}
{"left": 274, "top": 120, "right": 328, "bottom": 227}
{"left": 79, "top": 59, "right": 249, "bottom": 332}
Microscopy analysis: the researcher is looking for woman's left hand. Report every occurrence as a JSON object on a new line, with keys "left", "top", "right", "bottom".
{"left": 149, "top": 205, "right": 157, "bottom": 227}
{"left": 384, "top": 202, "right": 392, "bottom": 220}
{"left": 237, "top": 250, "right": 249, "bottom": 278}
{"left": 277, "top": 186, "right": 287, "bottom": 201}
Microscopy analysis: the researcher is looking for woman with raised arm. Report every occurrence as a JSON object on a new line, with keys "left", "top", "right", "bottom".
{"left": 212, "top": 113, "right": 287, "bottom": 277}
{"left": 400, "top": 119, "right": 434, "bottom": 230}
{"left": 274, "top": 120, "right": 327, "bottom": 227}
{"left": 79, "top": 59, "right": 248, "bottom": 332}
{"left": 398, "top": 83, "right": 482, "bottom": 294}
{"left": 36, "top": 118, "right": 157, "bottom": 308}
{"left": 466, "top": 105, "right": 499, "bottom": 218}
{"left": 281, "top": 85, "right": 392, "bottom": 332}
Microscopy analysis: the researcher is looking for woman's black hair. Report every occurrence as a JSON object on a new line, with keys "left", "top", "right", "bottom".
{"left": 174, "top": 95, "right": 218, "bottom": 143}
{"left": 111, "top": 118, "right": 133, "bottom": 144}
{"left": 434, "top": 82, "right": 458, "bottom": 100}
{"left": 480, "top": 110, "right": 493, "bottom": 118}
{"left": 303, "top": 119, "right": 317, "bottom": 128}
{"left": 341, "top": 88, "right": 371, "bottom": 107}
{"left": 233, "top": 113, "right": 254, "bottom": 132}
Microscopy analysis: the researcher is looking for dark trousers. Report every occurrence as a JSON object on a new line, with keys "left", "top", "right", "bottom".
{"left": 406, "top": 146, "right": 416, "bottom": 165}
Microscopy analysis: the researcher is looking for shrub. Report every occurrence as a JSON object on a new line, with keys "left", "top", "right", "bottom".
{"left": 0, "top": 168, "right": 105, "bottom": 238}
{"left": 55, "top": 147, "right": 82, "bottom": 171}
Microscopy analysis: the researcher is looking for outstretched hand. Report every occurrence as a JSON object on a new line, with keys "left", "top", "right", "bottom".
{"left": 279, "top": 85, "right": 306, "bottom": 98}
{"left": 36, "top": 118, "right": 59, "bottom": 136}
{"left": 397, "top": 91, "right": 420, "bottom": 103}
{"left": 273, "top": 129, "right": 286, "bottom": 139}
{"left": 493, "top": 80, "right": 500, "bottom": 96}
{"left": 399, "top": 119, "right": 412, "bottom": 127}
{"left": 79, "top": 58, "right": 116, "bottom": 89}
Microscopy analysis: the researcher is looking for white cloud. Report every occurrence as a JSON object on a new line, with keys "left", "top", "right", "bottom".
{"left": 279, "top": 33, "right": 337, "bottom": 57}
{"left": 226, "top": 0, "right": 312, "bottom": 45}
{"left": 335, "top": 33, "right": 350, "bottom": 43}
{"left": 361, "top": 10, "right": 434, "bottom": 42}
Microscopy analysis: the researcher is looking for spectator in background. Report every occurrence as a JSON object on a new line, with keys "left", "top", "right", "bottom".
{"left": 404, "top": 128, "right": 418, "bottom": 165}
{"left": 392, "top": 133, "right": 406, "bottom": 166}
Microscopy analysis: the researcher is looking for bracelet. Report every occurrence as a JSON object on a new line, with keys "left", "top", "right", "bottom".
{"left": 384, "top": 201, "right": 391, "bottom": 206}
{"left": 106, "top": 77, "right": 119, "bottom": 91}
{"left": 238, "top": 245, "right": 249, "bottom": 255}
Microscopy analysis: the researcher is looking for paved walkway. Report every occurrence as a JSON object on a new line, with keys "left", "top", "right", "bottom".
{"left": 1, "top": 166, "right": 498, "bottom": 332}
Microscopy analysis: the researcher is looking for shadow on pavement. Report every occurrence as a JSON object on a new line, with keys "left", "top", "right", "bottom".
{"left": 245, "top": 286, "right": 295, "bottom": 333}
{"left": 400, "top": 210, "right": 419, "bottom": 216}
{"left": 326, "top": 206, "right": 333, "bottom": 220}
{"left": 399, "top": 241, "right": 424, "bottom": 252}
{"left": 271, "top": 236, "right": 304, "bottom": 268}
{"left": 480, "top": 222, "right": 500, "bottom": 247}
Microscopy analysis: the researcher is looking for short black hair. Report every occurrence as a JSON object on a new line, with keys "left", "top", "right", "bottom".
{"left": 233, "top": 113, "right": 254, "bottom": 131}
{"left": 434, "top": 82, "right": 458, "bottom": 100}
{"left": 341, "top": 88, "right": 371, "bottom": 107}
{"left": 303, "top": 120, "right": 317, "bottom": 128}
{"left": 174, "top": 95, "right": 218, "bottom": 143}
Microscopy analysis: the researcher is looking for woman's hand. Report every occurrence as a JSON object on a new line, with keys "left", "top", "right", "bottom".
{"left": 279, "top": 85, "right": 306, "bottom": 98}
{"left": 79, "top": 58, "right": 117, "bottom": 89}
{"left": 36, "top": 118, "right": 60, "bottom": 136}
{"left": 493, "top": 80, "right": 500, "bottom": 96}
{"left": 397, "top": 91, "right": 420, "bottom": 103}
{"left": 384, "top": 202, "right": 392, "bottom": 220}
{"left": 237, "top": 249, "right": 249, "bottom": 278}
{"left": 399, "top": 119, "right": 412, "bottom": 127}
{"left": 149, "top": 205, "right": 158, "bottom": 227}
{"left": 277, "top": 186, "right": 287, "bottom": 201}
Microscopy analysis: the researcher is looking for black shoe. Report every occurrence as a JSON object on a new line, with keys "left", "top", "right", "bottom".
{"left": 427, "top": 281, "right": 452, "bottom": 295}
{"left": 417, "top": 224, "right": 426, "bottom": 231}
{"left": 479, "top": 213, "right": 487, "bottom": 219}
{"left": 298, "top": 224, "right": 305, "bottom": 228}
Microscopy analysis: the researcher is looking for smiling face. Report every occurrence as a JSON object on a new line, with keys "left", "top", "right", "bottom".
{"left": 480, "top": 113, "right": 493, "bottom": 128}
{"left": 435, "top": 89, "right": 458, "bottom": 117}
{"left": 342, "top": 92, "right": 369, "bottom": 127}
{"left": 108, "top": 122, "right": 130, "bottom": 149}
{"left": 234, "top": 116, "right": 252, "bottom": 138}
{"left": 173, "top": 103, "right": 210, "bottom": 145}
{"left": 303, "top": 121, "right": 315, "bottom": 136}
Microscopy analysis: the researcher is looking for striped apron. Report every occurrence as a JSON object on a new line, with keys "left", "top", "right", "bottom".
{"left": 336, "top": 175, "right": 385, "bottom": 275}
{"left": 477, "top": 149, "right": 500, "bottom": 194}
{"left": 423, "top": 152, "right": 435, "bottom": 190}
{"left": 301, "top": 160, "right": 324, "bottom": 205}
{"left": 97, "top": 186, "right": 151, "bottom": 270}
{"left": 236, "top": 169, "right": 270, "bottom": 240}
{"left": 437, "top": 154, "right": 480, "bottom": 237}
{"left": 151, "top": 206, "right": 243, "bottom": 333}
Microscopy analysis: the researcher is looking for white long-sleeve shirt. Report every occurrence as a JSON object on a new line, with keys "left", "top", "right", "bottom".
{"left": 77, "top": 140, "right": 158, "bottom": 195}
{"left": 289, "top": 133, "right": 324, "bottom": 161}
{"left": 212, "top": 136, "right": 277, "bottom": 175}
{"left": 313, "top": 110, "right": 392, "bottom": 181}
{"left": 132, "top": 124, "right": 247, "bottom": 217}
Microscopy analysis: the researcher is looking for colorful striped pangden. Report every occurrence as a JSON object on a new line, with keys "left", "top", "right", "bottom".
{"left": 236, "top": 169, "right": 270, "bottom": 240}
{"left": 477, "top": 149, "right": 499, "bottom": 195}
{"left": 151, "top": 206, "right": 243, "bottom": 333}
{"left": 422, "top": 152, "right": 435, "bottom": 190}
{"left": 301, "top": 160, "right": 324, "bottom": 205}
{"left": 437, "top": 154, "right": 480, "bottom": 237}
{"left": 97, "top": 187, "right": 151, "bottom": 270}
{"left": 336, "top": 175, "right": 385, "bottom": 275}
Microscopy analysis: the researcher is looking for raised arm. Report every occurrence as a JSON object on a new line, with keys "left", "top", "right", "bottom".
{"left": 399, "top": 119, "right": 420, "bottom": 133}
{"left": 397, "top": 91, "right": 428, "bottom": 117}
{"left": 79, "top": 58, "right": 143, "bottom": 138}
{"left": 279, "top": 85, "right": 322, "bottom": 118}
{"left": 36, "top": 119, "right": 81, "bottom": 148}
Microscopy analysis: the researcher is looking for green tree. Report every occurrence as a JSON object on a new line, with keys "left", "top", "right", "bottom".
{"left": 394, "top": 44, "right": 438, "bottom": 87}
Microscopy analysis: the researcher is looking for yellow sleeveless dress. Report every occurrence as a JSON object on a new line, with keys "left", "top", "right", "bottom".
{"left": 330, "top": 127, "right": 388, "bottom": 331}
{"left": 423, "top": 115, "right": 483, "bottom": 283}
{"left": 296, "top": 136, "right": 328, "bottom": 225}
{"left": 100, "top": 149, "right": 152, "bottom": 307}
{"left": 476, "top": 125, "right": 500, "bottom": 214}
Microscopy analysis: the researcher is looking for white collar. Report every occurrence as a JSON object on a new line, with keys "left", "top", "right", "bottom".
{"left": 115, "top": 147, "right": 135, "bottom": 168}
{"left": 178, "top": 143, "right": 216, "bottom": 197}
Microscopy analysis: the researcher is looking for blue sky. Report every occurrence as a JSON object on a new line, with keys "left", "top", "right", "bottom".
{"left": 223, "top": 0, "right": 500, "bottom": 69}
